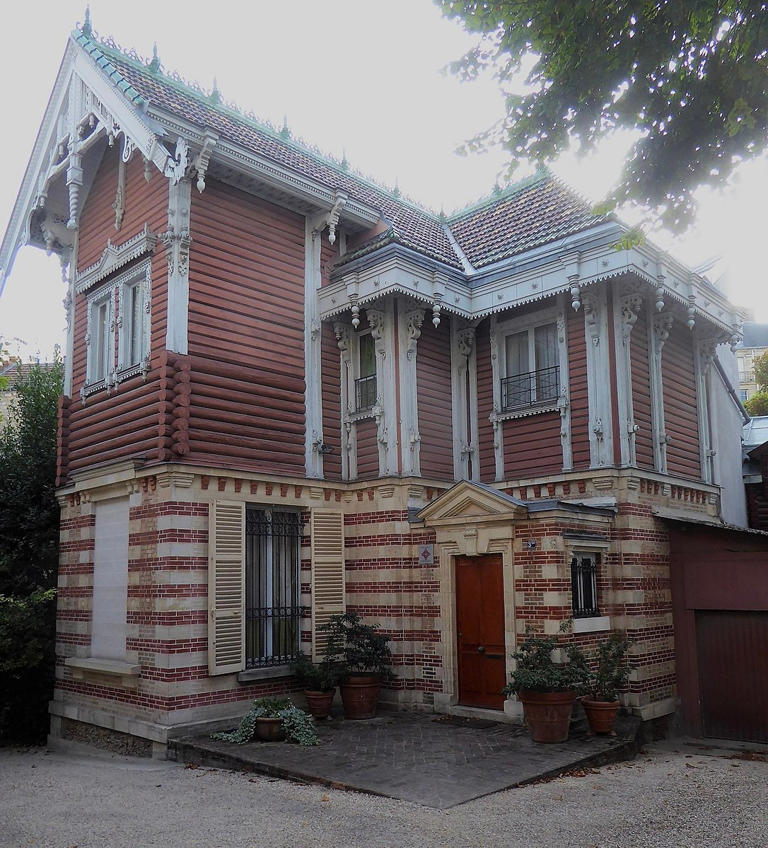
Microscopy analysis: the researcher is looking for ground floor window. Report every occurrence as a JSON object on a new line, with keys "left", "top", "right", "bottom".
{"left": 571, "top": 552, "right": 599, "bottom": 618}
{"left": 245, "top": 507, "right": 302, "bottom": 668}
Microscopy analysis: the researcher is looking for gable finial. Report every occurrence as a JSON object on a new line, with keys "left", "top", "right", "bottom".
{"left": 82, "top": 5, "right": 92, "bottom": 37}
{"left": 209, "top": 78, "right": 221, "bottom": 105}
{"left": 280, "top": 115, "right": 291, "bottom": 140}
{"left": 392, "top": 178, "right": 401, "bottom": 199}
{"left": 148, "top": 43, "right": 161, "bottom": 74}
{"left": 341, "top": 148, "right": 348, "bottom": 171}
{"left": 438, "top": 206, "right": 446, "bottom": 223}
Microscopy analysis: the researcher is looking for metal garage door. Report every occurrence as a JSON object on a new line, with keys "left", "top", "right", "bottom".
{"left": 696, "top": 611, "right": 768, "bottom": 743}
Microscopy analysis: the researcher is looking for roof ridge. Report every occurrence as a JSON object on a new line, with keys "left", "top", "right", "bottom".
{"left": 76, "top": 27, "right": 444, "bottom": 221}
{"left": 446, "top": 168, "right": 552, "bottom": 221}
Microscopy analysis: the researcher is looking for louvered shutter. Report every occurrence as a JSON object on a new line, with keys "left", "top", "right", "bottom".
{"left": 311, "top": 509, "right": 346, "bottom": 659}
{"left": 208, "top": 500, "right": 245, "bottom": 675}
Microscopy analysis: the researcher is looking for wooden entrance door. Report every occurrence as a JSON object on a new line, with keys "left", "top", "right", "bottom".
{"left": 455, "top": 554, "right": 506, "bottom": 709}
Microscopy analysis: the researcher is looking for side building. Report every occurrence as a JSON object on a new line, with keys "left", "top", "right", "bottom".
{"left": 1, "top": 21, "right": 765, "bottom": 752}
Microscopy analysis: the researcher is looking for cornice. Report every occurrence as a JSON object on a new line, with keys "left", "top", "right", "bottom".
{"left": 75, "top": 225, "right": 157, "bottom": 293}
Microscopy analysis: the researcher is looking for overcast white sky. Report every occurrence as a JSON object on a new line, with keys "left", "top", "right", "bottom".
{"left": 1, "top": 0, "right": 766, "bottom": 361}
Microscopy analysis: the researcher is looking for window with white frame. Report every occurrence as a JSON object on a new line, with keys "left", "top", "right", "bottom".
{"left": 571, "top": 552, "right": 600, "bottom": 618}
{"left": 497, "top": 310, "right": 562, "bottom": 414}
{"left": 354, "top": 329, "right": 377, "bottom": 412}
{"left": 85, "top": 286, "right": 115, "bottom": 387}
{"left": 244, "top": 507, "right": 302, "bottom": 669}
{"left": 84, "top": 262, "right": 150, "bottom": 393}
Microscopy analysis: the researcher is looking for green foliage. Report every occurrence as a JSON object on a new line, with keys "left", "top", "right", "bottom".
{"left": 292, "top": 651, "right": 341, "bottom": 691}
{"left": 0, "top": 590, "right": 57, "bottom": 744}
{"left": 212, "top": 698, "right": 319, "bottom": 746}
{"left": 745, "top": 391, "right": 768, "bottom": 416}
{"left": 440, "top": 1, "right": 768, "bottom": 232}
{"left": 0, "top": 358, "right": 63, "bottom": 743}
{"left": 321, "top": 612, "right": 394, "bottom": 680}
{"left": 752, "top": 352, "right": 768, "bottom": 393}
{"left": 503, "top": 623, "right": 588, "bottom": 695}
{"left": 582, "top": 632, "right": 633, "bottom": 702}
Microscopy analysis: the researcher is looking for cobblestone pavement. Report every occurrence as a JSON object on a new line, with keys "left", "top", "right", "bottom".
{"left": 1, "top": 738, "right": 766, "bottom": 848}
{"left": 173, "top": 711, "right": 640, "bottom": 807}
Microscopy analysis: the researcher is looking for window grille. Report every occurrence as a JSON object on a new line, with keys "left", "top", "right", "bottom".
{"left": 571, "top": 553, "right": 599, "bottom": 618}
{"left": 500, "top": 365, "right": 559, "bottom": 411}
{"left": 355, "top": 374, "right": 377, "bottom": 412}
{"left": 245, "top": 508, "right": 302, "bottom": 668}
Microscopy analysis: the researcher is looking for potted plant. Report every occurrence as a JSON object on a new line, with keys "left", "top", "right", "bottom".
{"left": 211, "top": 697, "right": 319, "bottom": 746}
{"left": 292, "top": 651, "right": 340, "bottom": 720}
{"left": 503, "top": 623, "right": 588, "bottom": 743}
{"left": 581, "top": 632, "right": 632, "bottom": 734}
{"left": 323, "top": 612, "right": 393, "bottom": 719}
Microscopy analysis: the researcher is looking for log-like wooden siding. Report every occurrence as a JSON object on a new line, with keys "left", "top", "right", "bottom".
{"left": 356, "top": 416, "right": 378, "bottom": 479}
{"left": 568, "top": 308, "right": 590, "bottom": 469}
{"left": 77, "top": 146, "right": 166, "bottom": 272}
{"left": 186, "top": 179, "right": 306, "bottom": 475}
{"left": 475, "top": 322, "right": 495, "bottom": 481}
{"left": 417, "top": 317, "right": 453, "bottom": 480}
{"left": 64, "top": 147, "right": 168, "bottom": 480}
{"left": 502, "top": 412, "right": 562, "bottom": 478}
{"left": 631, "top": 308, "right": 654, "bottom": 469}
{"left": 321, "top": 323, "right": 342, "bottom": 480}
{"left": 663, "top": 321, "right": 701, "bottom": 479}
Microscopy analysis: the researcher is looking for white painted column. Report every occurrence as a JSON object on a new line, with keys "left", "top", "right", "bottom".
{"left": 304, "top": 220, "right": 324, "bottom": 478}
{"left": 163, "top": 177, "right": 191, "bottom": 354}
{"left": 451, "top": 321, "right": 478, "bottom": 481}
{"left": 582, "top": 288, "right": 614, "bottom": 469}
{"left": 649, "top": 309, "right": 673, "bottom": 473}
{"left": 333, "top": 321, "right": 354, "bottom": 480}
{"left": 695, "top": 337, "right": 717, "bottom": 484}
{"left": 398, "top": 302, "right": 424, "bottom": 477}
{"left": 556, "top": 305, "right": 573, "bottom": 471}
{"left": 368, "top": 301, "right": 398, "bottom": 476}
{"left": 488, "top": 315, "right": 505, "bottom": 481}
{"left": 613, "top": 290, "right": 644, "bottom": 467}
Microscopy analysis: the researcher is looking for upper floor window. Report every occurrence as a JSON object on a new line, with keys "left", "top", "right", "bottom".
{"left": 355, "top": 330, "right": 377, "bottom": 412}
{"left": 501, "top": 322, "right": 559, "bottom": 412}
{"left": 83, "top": 261, "right": 151, "bottom": 397}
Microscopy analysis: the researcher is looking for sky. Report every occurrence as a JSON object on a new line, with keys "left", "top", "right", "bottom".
{"left": 1, "top": 0, "right": 766, "bottom": 361}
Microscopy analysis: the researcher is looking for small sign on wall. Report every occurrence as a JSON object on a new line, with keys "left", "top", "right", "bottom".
{"left": 418, "top": 544, "right": 434, "bottom": 565}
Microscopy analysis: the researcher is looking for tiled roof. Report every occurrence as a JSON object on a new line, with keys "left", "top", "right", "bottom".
{"left": 448, "top": 173, "right": 607, "bottom": 269}
{"left": 74, "top": 30, "right": 607, "bottom": 275}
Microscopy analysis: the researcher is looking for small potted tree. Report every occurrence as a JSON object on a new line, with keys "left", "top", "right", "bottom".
{"left": 503, "top": 623, "right": 588, "bottom": 743}
{"left": 323, "top": 612, "right": 393, "bottom": 719}
{"left": 581, "top": 632, "right": 632, "bottom": 734}
{"left": 292, "top": 651, "right": 340, "bottom": 720}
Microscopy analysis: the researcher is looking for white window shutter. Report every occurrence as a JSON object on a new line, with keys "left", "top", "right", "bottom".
{"left": 311, "top": 509, "right": 345, "bottom": 659}
{"left": 208, "top": 500, "right": 245, "bottom": 675}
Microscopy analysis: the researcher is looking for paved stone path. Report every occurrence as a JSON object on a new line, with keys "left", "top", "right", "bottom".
{"left": 172, "top": 711, "right": 640, "bottom": 808}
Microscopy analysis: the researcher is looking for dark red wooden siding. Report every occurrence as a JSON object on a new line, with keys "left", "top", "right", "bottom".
{"left": 475, "top": 322, "right": 495, "bottom": 481}
{"left": 65, "top": 147, "right": 167, "bottom": 479}
{"left": 662, "top": 321, "right": 700, "bottom": 479}
{"left": 186, "top": 179, "right": 306, "bottom": 474}
{"left": 631, "top": 308, "right": 654, "bottom": 469}
{"left": 356, "top": 416, "right": 378, "bottom": 479}
{"left": 321, "top": 323, "right": 342, "bottom": 480}
{"left": 568, "top": 308, "right": 590, "bottom": 469}
{"left": 503, "top": 411, "right": 562, "bottom": 478}
{"left": 417, "top": 317, "right": 453, "bottom": 480}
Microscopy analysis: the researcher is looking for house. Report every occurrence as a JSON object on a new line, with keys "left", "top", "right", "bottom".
{"left": 1, "top": 18, "right": 765, "bottom": 754}
{"left": 735, "top": 322, "right": 768, "bottom": 402}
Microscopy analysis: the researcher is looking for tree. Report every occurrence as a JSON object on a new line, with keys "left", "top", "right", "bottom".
{"left": 745, "top": 391, "right": 768, "bottom": 416}
{"left": 0, "top": 357, "right": 63, "bottom": 742}
{"left": 752, "top": 351, "right": 768, "bottom": 391}
{"left": 440, "top": 1, "right": 768, "bottom": 232}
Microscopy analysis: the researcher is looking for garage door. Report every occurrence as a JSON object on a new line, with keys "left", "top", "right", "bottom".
{"left": 696, "top": 611, "right": 768, "bottom": 743}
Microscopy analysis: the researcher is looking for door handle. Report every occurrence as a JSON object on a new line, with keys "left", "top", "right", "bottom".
{"left": 486, "top": 653, "right": 504, "bottom": 659}
{"left": 477, "top": 645, "right": 485, "bottom": 653}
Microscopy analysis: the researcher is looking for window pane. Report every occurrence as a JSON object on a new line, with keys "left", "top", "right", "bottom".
{"left": 96, "top": 302, "right": 108, "bottom": 381}
{"left": 130, "top": 284, "right": 143, "bottom": 364}
{"left": 534, "top": 323, "right": 557, "bottom": 370}
{"left": 359, "top": 332, "right": 376, "bottom": 377}
{"left": 505, "top": 331, "right": 529, "bottom": 376}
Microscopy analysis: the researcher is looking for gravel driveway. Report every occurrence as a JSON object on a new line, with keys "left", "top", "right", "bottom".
{"left": 1, "top": 740, "right": 766, "bottom": 847}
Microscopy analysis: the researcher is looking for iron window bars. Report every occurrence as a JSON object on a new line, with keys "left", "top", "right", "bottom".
{"left": 571, "top": 553, "right": 600, "bottom": 618}
{"left": 500, "top": 365, "right": 560, "bottom": 412}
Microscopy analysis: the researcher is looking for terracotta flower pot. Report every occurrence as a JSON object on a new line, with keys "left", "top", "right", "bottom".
{"left": 304, "top": 689, "right": 335, "bottom": 720}
{"left": 518, "top": 690, "right": 577, "bottom": 743}
{"left": 255, "top": 716, "right": 285, "bottom": 741}
{"left": 582, "top": 697, "right": 620, "bottom": 734}
{"left": 340, "top": 675, "right": 381, "bottom": 719}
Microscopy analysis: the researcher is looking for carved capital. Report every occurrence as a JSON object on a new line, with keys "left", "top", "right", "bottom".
{"left": 405, "top": 309, "right": 424, "bottom": 360}
{"left": 194, "top": 130, "right": 218, "bottom": 193}
{"left": 653, "top": 313, "right": 674, "bottom": 353}
{"left": 697, "top": 338, "right": 719, "bottom": 375}
{"left": 367, "top": 309, "right": 386, "bottom": 341}
{"left": 582, "top": 291, "right": 600, "bottom": 345}
{"left": 333, "top": 321, "right": 350, "bottom": 352}
{"left": 457, "top": 326, "right": 476, "bottom": 357}
{"left": 620, "top": 293, "right": 644, "bottom": 344}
